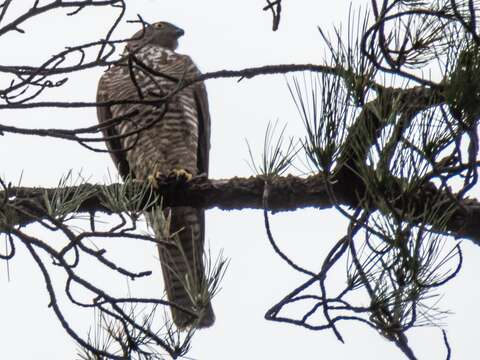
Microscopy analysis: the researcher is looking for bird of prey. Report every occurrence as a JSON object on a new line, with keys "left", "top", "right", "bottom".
{"left": 96, "top": 21, "right": 213, "bottom": 329}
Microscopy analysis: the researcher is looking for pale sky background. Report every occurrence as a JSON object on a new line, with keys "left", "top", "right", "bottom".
{"left": 0, "top": 1, "right": 479, "bottom": 359}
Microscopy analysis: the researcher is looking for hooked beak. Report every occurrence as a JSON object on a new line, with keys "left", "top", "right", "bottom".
{"left": 175, "top": 27, "right": 185, "bottom": 37}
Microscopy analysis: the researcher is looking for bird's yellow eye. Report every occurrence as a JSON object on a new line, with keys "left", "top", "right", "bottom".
{"left": 154, "top": 23, "right": 164, "bottom": 29}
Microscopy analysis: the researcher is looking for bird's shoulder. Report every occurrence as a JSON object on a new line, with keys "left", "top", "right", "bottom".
{"left": 98, "top": 45, "right": 202, "bottom": 95}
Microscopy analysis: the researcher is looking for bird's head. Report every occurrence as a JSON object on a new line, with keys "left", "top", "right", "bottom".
{"left": 127, "top": 21, "right": 185, "bottom": 51}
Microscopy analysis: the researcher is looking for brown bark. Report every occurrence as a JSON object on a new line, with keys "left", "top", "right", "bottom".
{"left": 2, "top": 174, "right": 479, "bottom": 244}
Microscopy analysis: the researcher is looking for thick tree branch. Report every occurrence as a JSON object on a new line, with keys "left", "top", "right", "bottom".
{"left": 1, "top": 174, "right": 479, "bottom": 244}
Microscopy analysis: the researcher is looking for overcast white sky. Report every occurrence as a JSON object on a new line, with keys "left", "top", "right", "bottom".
{"left": 0, "top": 1, "right": 479, "bottom": 359}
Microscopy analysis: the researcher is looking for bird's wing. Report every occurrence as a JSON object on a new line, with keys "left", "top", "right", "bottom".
{"left": 96, "top": 72, "right": 131, "bottom": 179}
{"left": 193, "top": 78, "right": 211, "bottom": 176}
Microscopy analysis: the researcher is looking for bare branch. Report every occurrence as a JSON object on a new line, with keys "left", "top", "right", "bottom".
{"left": 263, "top": 0, "right": 282, "bottom": 31}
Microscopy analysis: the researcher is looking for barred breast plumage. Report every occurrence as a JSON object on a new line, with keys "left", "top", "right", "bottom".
{"left": 96, "top": 22, "right": 213, "bottom": 329}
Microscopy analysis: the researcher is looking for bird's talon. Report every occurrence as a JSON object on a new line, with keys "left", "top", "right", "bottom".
{"left": 169, "top": 169, "right": 193, "bottom": 182}
{"left": 147, "top": 174, "right": 159, "bottom": 189}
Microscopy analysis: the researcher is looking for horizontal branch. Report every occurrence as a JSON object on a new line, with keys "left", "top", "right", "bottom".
{"left": 0, "top": 63, "right": 387, "bottom": 110}
{"left": 1, "top": 175, "right": 479, "bottom": 245}
{"left": 2, "top": 175, "right": 329, "bottom": 224}
{"left": 0, "top": 0, "right": 123, "bottom": 36}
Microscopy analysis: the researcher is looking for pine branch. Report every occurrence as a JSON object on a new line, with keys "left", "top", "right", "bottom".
{"left": 1, "top": 174, "right": 479, "bottom": 244}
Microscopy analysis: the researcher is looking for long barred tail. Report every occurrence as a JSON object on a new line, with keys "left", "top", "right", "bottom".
{"left": 149, "top": 206, "right": 214, "bottom": 329}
